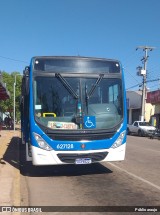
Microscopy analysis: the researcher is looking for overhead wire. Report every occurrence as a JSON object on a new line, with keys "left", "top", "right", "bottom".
{"left": 122, "top": 49, "right": 143, "bottom": 90}
{"left": 0, "top": 55, "right": 28, "bottom": 63}
{"left": 124, "top": 47, "right": 160, "bottom": 91}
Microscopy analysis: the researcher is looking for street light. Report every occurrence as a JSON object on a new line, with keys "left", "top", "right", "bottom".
{"left": 13, "top": 74, "right": 22, "bottom": 131}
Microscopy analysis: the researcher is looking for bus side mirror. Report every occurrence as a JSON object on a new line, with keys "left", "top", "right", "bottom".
{"left": 23, "top": 66, "right": 30, "bottom": 76}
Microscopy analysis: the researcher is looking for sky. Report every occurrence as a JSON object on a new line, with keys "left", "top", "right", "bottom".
{"left": 0, "top": 0, "right": 160, "bottom": 91}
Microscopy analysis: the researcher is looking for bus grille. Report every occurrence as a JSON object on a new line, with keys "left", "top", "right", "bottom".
{"left": 47, "top": 132, "right": 114, "bottom": 141}
{"left": 57, "top": 152, "right": 108, "bottom": 164}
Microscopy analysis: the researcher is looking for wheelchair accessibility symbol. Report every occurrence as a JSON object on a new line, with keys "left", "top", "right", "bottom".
{"left": 84, "top": 116, "right": 96, "bottom": 129}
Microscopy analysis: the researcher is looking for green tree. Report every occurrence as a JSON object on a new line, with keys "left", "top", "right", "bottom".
{"left": 0, "top": 71, "right": 22, "bottom": 122}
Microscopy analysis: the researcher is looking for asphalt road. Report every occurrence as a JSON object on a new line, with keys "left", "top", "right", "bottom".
{"left": 19, "top": 135, "right": 160, "bottom": 215}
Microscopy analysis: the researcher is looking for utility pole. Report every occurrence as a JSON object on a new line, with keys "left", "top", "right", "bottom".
{"left": 136, "top": 46, "right": 155, "bottom": 121}
{"left": 13, "top": 74, "right": 22, "bottom": 131}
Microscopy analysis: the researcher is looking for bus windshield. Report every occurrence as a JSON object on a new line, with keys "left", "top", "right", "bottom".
{"left": 33, "top": 74, "right": 123, "bottom": 130}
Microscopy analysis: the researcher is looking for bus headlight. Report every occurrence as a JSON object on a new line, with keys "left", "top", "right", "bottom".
{"left": 111, "top": 131, "right": 126, "bottom": 149}
{"left": 33, "top": 132, "right": 53, "bottom": 151}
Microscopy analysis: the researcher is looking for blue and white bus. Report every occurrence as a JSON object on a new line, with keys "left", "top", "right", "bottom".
{"left": 21, "top": 56, "right": 127, "bottom": 165}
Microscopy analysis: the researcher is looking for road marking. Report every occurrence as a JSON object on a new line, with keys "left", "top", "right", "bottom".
{"left": 108, "top": 162, "right": 160, "bottom": 191}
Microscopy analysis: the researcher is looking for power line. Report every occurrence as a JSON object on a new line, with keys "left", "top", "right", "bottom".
{"left": 0, "top": 55, "right": 28, "bottom": 63}
{"left": 124, "top": 68, "right": 140, "bottom": 84}
{"left": 126, "top": 83, "right": 141, "bottom": 90}
{"left": 127, "top": 78, "right": 160, "bottom": 90}
{"left": 148, "top": 83, "right": 160, "bottom": 90}
{"left": 123, "top": 49, "right": 144, "bottom": 89}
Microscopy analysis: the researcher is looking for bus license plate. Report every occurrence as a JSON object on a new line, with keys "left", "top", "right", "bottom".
{"left": 75, "top": 158, "right": 92, "bottom": 164}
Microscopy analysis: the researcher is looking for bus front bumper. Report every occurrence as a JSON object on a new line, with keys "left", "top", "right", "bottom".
{"left": 31, "top": 143, "right": 126, "bottom": 166}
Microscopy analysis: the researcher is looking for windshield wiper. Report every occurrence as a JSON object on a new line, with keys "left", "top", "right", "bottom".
{"left": 55, "top": 73, "right": 79, "bottom": 99}
{"left": 86, "top": 74, "right": 104, "bottom": 99}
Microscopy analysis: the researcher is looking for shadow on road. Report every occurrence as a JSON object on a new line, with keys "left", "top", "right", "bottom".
{"left": 20, "top": 162, "right": 113, "bottom": 177}
{"left": 3, "top": 136, "right": 113, "bottom": 177}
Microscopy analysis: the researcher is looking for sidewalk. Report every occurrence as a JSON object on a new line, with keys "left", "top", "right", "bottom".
{"left": 0, "top": 128, "right": 21, "bottom": 214}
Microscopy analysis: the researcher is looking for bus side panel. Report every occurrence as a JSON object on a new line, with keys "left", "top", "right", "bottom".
{"left": 21, "top": 73, "right": 32, "bottom": 161}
